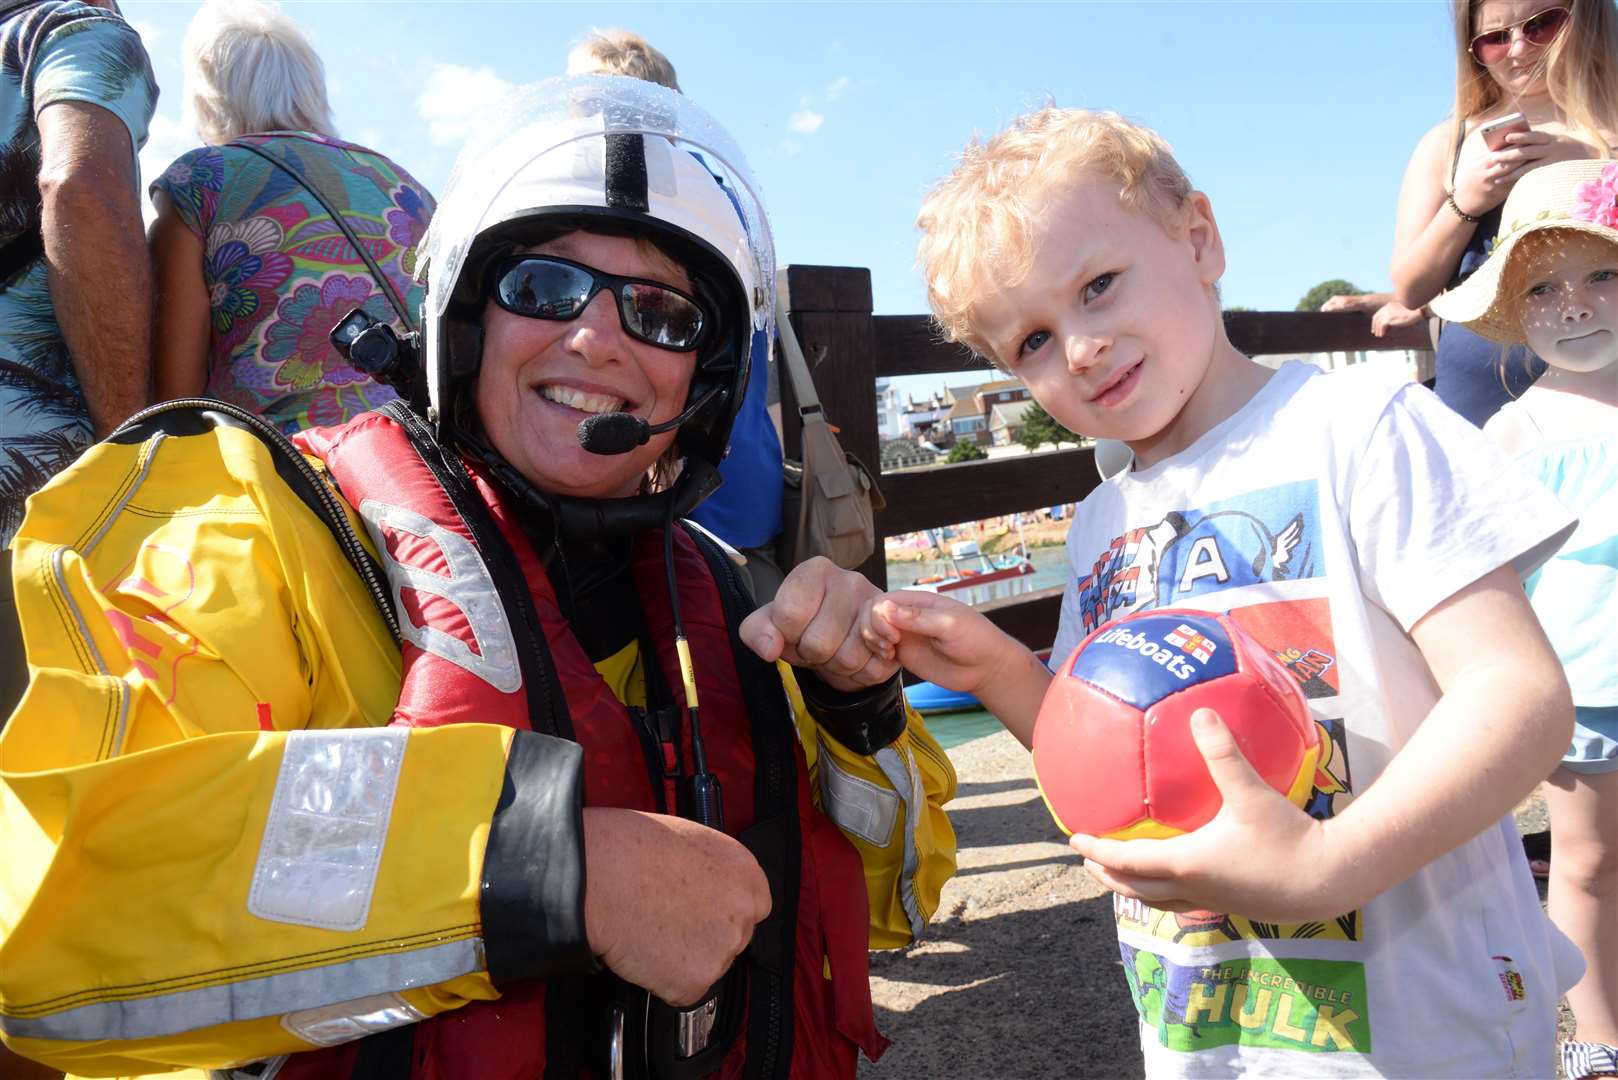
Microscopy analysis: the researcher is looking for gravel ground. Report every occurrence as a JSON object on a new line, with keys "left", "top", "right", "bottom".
{"left": 862, "top": 729, "right": 1568, "bottom": 1080}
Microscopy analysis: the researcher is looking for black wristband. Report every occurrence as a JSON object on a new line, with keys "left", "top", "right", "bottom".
{"left": 794, "top": 668, "right": 908, "bottom": 756}
{"left": 480, "top": 731, "right": 598, "bottom": 985}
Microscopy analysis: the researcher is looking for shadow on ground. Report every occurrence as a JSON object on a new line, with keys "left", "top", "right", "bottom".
{"left": 866, "top": 897, "right": 1143, "bottom": 1079}
{"left": 863, "top": 736, "right": 1144, "bottom": 1078}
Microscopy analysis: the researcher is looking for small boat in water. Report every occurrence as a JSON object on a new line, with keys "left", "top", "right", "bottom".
{"left": 904, "top": 521, "right": 1035, "bottom": 596}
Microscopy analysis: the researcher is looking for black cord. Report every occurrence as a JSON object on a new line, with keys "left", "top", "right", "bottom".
{"left": 664, "top": 500, "right": 721, "bottom": 828}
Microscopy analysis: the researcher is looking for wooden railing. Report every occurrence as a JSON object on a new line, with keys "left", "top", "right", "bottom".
{"left": 778, "top": 264, "right": 1432, "bottom": 652}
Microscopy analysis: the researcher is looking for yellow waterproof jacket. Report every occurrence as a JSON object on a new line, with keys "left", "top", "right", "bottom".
{"left": 0, "top": 417, "right": 955, "bottom": 1078}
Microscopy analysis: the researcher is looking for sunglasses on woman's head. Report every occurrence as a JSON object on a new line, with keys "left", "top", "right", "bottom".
{"left": 487, "top": 254, "right": 708, "bottom": 352}
{"left": 1469, "top": 5, "right": 1570, "bottom": 64}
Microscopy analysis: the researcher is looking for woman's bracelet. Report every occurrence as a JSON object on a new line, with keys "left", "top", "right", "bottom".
{"left": 1444, "top": 191, "right": 1482, "bottom": 224}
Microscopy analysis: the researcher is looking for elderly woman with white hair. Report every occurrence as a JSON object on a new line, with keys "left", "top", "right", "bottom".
{"left": 148, "top": 0, "right": 434, "bottom": 433}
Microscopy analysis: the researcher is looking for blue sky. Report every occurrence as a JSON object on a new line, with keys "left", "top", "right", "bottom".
{"left": 125, "top": 1, "right": 1459, "bottom": 393}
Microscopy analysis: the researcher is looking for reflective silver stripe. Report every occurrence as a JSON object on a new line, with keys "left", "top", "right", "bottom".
{"left": 816, "top": 738, "right": 899, "bottom": 848}
{"left": 51, "top": 546, "right": 131, "bottom": 758}
{"left": 83, "top": 432, "right": 165, "bottom": 556}
{"left": 281, "top": 991, "right": 426, "bottom": 1047}
{"left": 248, "top": 728, "right": 407, "bottom": 931}
{"left": 359, "top": 500, "right": 521, "bottom": 692}
{"left": 49, "top": 433, "right": 165, "bottom": 757}
{"left": 0, "top": 935, "right": 480, "bottom": 1042}
{"left": 874, "top": 744, "right": 924, "bottom": 940}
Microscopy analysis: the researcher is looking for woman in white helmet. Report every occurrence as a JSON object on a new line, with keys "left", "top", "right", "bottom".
{"left": 0, "top": 77, "right": 955, "bottom": 1080}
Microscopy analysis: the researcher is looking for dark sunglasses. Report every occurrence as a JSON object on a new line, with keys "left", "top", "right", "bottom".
{"left": 488, "top": 254, "right": 708, "bottom": 352}
{"left": 1470, "top": 5, "right": 1570, "bottom": 64}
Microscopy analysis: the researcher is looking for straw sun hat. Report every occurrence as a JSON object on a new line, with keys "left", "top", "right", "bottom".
{"left": 1430, "top": 159, "right": 1618, "bottom": 345}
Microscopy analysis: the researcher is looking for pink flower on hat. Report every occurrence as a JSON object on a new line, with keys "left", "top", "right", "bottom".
{"left": 1571, "top": 162, "right": 1618, "bottom": 229}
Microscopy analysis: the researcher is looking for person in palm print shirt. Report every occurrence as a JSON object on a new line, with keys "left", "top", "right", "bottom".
{"left": 0, "top": 0, "right": 157, "bottom": 721}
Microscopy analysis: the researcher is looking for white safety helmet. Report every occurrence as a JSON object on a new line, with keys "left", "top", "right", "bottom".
{"left": 415, "top": 75, "right": 775, "bottom": 519}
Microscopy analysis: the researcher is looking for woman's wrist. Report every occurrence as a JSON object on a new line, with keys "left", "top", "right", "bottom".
{"left": 1443, "top": 190, "right": 1484, "bottom": 224}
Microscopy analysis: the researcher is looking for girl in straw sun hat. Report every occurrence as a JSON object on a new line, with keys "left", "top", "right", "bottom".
{"left": 1432, "top": 157, "right": 1618, "bottom": 1080}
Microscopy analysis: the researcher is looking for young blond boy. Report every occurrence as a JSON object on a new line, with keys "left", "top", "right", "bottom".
{"left": 876, "top": 107, "right": 1587, "bottom": 1076}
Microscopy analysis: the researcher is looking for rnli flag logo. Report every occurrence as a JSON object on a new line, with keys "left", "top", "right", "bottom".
{"left": 1164, "top": 624, "right": 1216, "bottom": 663}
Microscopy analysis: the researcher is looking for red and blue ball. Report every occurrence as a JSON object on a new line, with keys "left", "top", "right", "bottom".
{"left": 1034, "top": 609, "right": 1318, "bottom": 840}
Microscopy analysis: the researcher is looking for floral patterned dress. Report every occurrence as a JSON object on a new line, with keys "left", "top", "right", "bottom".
{"left": 151, "top": 131, "right": 434, "bottom": 433}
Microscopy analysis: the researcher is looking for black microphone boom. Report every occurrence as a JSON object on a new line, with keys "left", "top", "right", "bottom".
{"left": 575, "top": 386, "right": 725, "bottom": 456}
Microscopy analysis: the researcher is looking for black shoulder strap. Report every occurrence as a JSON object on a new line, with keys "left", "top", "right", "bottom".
{"left": 108, "top": 399, "right": 400, "bottom": 645}
{"left": 379, "top": 400, "right": 573, "bottom": 740}
{"left": 229, "top": 138, "right": 417, "bottom": 332}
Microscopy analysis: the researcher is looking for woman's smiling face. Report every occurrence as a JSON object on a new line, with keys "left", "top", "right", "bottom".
{"left": 473, "top": 230, "right": 698, "bottom": 499}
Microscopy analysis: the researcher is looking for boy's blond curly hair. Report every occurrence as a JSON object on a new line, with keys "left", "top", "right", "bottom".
{"left": 917, "top": 107, "right": 1193, "bottom": 361}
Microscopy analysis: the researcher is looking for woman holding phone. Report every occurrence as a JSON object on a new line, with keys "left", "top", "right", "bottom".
{"left": 1389, "top": 0, "right": 1616, "bottom": 425}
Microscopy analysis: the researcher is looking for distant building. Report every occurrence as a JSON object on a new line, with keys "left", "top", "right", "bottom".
{"left": 947, "top": 394, "right": 989, "bottom": 445}
{"left": 988, "top": 399, "right": 1039, "bottom": 446}
{"left": 901, "top": 387, "right": 954, "bottom": 441}
{"left": 973, "top": 378, "right": 1031, "bottom": 415}
{"left": 875, "top": 378, "right": 904, "bottom": 441}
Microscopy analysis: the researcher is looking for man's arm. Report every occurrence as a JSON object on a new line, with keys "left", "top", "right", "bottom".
{"left": 36, "top": 99, "right": 153, "bottom": 437}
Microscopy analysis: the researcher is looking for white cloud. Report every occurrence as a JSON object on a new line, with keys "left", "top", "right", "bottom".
{"left": 788, "top": 109, "right": 824, "bottom": 135}
{"left": 128, "top": 19, "right": 159, "bottom": 47}
{"left": 415, "top": 63, "right": 515, "bottom": 146}
{"left": 825, "top": 76, "right": 850, "bottom": 101}
{"left": 136, "top": 111, "right": 197, "bottom": 225}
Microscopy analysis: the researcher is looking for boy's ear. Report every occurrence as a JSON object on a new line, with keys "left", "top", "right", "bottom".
{"left": 1182, "top": 191, "right": 1226, "bottom": 287}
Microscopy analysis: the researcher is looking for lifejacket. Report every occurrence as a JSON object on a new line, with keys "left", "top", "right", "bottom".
{"left": 276, "top": 408, "right": 886, "bottom": 1079}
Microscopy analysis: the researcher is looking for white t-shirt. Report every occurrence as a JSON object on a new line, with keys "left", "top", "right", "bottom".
{"left": 1051, "top": 361, "right": 1584, "bottom": 1079}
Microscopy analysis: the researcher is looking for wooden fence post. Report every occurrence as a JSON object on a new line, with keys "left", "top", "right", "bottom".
{"left": 779, "top": 265, "right": 887, "bottom": 589}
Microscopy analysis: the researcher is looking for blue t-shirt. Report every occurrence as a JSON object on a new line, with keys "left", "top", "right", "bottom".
{"left": 0, "top": 0, "right": 156, "bottom": 546}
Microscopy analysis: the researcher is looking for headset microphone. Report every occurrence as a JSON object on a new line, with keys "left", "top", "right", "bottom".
{"left": 576, "top": 386, "right": 725, "bottom": 455}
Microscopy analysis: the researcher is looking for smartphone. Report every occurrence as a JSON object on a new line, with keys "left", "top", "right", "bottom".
{"left": 1480, "top": 112, "right": 1532, "bottom": 152}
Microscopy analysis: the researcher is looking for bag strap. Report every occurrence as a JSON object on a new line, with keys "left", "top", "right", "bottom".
{"left": 774, "top": 296, "right": 825, "bottom": 422}
{"left": 229, "top": 138, "right": 417, "bottom": 333}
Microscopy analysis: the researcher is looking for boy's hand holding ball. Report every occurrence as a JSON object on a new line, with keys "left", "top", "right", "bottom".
{"left": 1042, "top": 611, "right": 1349, "bottom": 923}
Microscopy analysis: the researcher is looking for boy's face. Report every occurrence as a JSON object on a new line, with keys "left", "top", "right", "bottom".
{"left": 971, "top": 174, "right": 1228, "bottom": 458}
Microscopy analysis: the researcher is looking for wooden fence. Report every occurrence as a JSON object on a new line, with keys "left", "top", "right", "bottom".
{"left": 778, "top": 264, "right": 1433, "bottom": 652}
